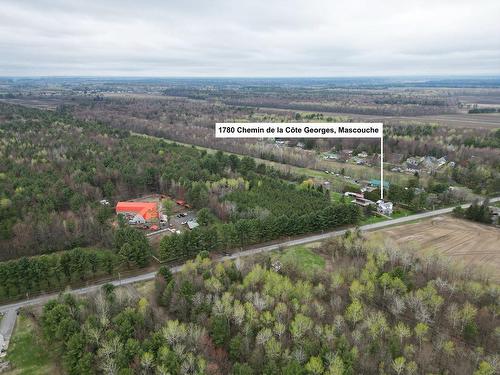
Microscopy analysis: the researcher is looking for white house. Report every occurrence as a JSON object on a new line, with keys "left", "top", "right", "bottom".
{"left": 376, "top": 200, "right": 393, "bottom": 216}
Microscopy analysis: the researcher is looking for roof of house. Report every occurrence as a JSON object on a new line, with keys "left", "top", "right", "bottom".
{"left": 345, "top": 191, "right": 364, "bottom": 199}
{"left": 116, "top": 201, "right": 158, "bottom": 220}
{"left": 352, "top": 197, "right": 373, "bottom": 207}
{"left": 369, "top": 179, "right": 390, "bottom": 188}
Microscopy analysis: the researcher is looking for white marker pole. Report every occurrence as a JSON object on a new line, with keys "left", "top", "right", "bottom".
{"left": 380, "top": 132, "right": 384, "bottom": 201}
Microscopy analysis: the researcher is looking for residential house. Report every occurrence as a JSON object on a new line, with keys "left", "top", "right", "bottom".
{"left": 405, "top": 156, "right": 423, "bottom": 170}
{"left": 376, "top": 200, "right": 393, "bottom": 216}
{"left": 436, "top": 157, "right": 447, "bottom": 168}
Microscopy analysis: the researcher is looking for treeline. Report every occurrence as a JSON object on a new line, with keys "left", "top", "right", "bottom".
{"left": 159, "top": 202, "right": 360, "bottom": 261}
{"left": 0, "top": 247, "right": 119, "bottom": 301}
{"left": 462, "top": 129, "right": 500, "bottom": 149}
{"left": 468, "top": 107, "right": 499, "bottom": 114}
{"left": 384, "top": 124, "right": 436, "bottom": 137}
{"left": 451, "top": 164, "right": 500, "bottom": 195}
{"left": 453, "top": 200, "right": 493, "bottom": 224}
{"left": 0, "top": 226, "right": 151, "bottom": 302}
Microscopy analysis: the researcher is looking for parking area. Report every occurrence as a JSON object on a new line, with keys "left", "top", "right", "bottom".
{"left": 169, "top": 210, "right": 197, "bottom": 229}
{"left": 146, "top": 202, "right": 199, "bottom": 246}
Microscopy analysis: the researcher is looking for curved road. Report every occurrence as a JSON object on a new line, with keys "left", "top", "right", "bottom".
{"left": 1, "top": 197, "right": 498, "bottom": 314}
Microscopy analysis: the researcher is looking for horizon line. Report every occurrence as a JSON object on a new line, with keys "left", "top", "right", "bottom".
{"left": 2, "top": 74, "right": 500, "bottom": 80}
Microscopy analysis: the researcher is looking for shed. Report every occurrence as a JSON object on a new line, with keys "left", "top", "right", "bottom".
{"left": 187, "top": 220, "right": 199, "bottom": 230}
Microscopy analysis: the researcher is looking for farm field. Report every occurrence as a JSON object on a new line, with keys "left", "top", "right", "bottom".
{"left": 372, "top": 216, "right": 500, "bottom": 279}
{"left": 252, "top": 106, "right": 500, "bottom": 129}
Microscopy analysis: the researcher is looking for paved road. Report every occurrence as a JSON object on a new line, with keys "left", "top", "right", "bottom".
{"left": 0, "top": 309, "right": 17, "bottom": 352}
{"left": 1, "top": 197, "right": 498, "bottom": 314}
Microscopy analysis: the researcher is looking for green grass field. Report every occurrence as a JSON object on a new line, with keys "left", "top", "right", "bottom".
{"left": 5, "top": 314, "right": 58, "bottom": 375}
{"left": 359, "top": 207, "right": 413, "bottom": 225}
{"left": 278, "top": 246, "right": 325, "bottom": 274}
{"left": 359, "top": 215, "right": 387, "bottom": 225}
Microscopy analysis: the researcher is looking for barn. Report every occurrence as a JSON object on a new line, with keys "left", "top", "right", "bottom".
{"left": 115, "top": 202, "right": 159, "bottom": 222}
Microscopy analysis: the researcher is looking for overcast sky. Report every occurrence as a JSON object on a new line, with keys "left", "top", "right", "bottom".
{"left": 1, "top": 0, "right": 499, "bottom": 77}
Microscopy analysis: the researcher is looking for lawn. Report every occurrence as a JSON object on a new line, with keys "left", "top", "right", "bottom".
{"left": 392, "top": 208, "right": 413, "bottom": 219}
{"left": 4, "top": 314, "right": 58, "bottom": 375}
{"left": 359, "top": 207, "right": 414, "bottom": 225}
{"left": 359, "top": 215, "right": 388, "bottom": 225}
{"left": 278, "top": 246, "right": 325, "bottom": 274}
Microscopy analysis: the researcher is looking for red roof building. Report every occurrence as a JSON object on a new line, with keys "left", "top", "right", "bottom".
{"left": 116, "top": 202, "right": 159, "bottom": 221}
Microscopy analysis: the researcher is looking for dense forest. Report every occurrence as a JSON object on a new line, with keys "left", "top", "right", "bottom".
{"left": 224, "top": 178, "right": 330, "bottom": 218}
{"left": 0, "top": 226, "right": 151, "bottom": 302}
{"left": 37, "top": 232, "right": 499, "bottom": 374}
{"left": 71, "top": 95, "right": 500, "bottom": 195}
{"left": 0, "top": 103, "right": 363, "bottom": 302}
{"left": 0, "top": 103, "right": 301, "bottom": 260}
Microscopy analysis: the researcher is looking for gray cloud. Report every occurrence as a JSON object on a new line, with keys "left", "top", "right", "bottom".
{"left": 0, "top": 0, "right": 499, "bottom": 76}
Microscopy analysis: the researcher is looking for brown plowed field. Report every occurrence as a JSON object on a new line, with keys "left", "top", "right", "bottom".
{"left": 373, "top": 216, "right": 500, "bottom": 279}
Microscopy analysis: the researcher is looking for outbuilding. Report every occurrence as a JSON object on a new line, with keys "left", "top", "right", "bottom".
{"left": 116, "top": 201, "right": 159, "bottom": 221}
{"left": 187, "top": 220, "right": 199, "bottom": 230}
